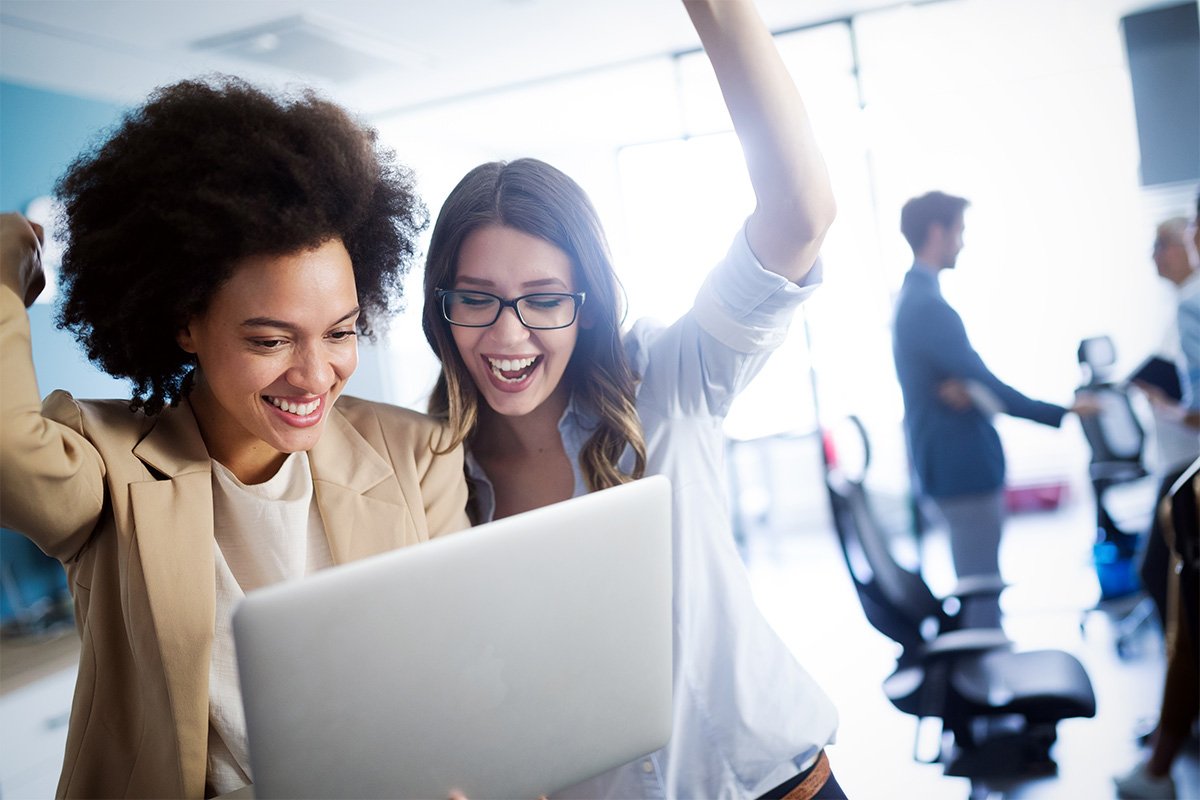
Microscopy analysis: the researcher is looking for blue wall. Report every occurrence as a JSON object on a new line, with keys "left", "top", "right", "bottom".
{"left": 1, "top": 81, "right": 125, "bottom": 212}
{"left": 1, "top": 80, "right": 130, "bottom": 399}
{"left": 1, "top": 81, "right": 127, "bottom": 626}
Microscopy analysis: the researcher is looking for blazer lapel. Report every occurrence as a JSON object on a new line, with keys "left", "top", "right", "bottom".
{"left": 120, "top": 401, "right": 414, "bottom": 790}
{"left": 310, "top": 406, "right": 418, "bottom": 563}
{"left": 130, "top": 400, "right": 215, "bottom": 791}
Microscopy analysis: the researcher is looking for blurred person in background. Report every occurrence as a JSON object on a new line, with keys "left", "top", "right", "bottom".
{"left": 891, "top": 190, "right": 1097, "bottom": 630}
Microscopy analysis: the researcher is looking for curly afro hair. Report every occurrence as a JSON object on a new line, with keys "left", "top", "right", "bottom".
{"left": 54, "top": 75, "right": 426, "bottom": 414}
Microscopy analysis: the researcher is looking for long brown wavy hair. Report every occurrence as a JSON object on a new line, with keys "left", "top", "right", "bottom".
{"left": 422, "top": 159, "right": 646, "bottom": 492}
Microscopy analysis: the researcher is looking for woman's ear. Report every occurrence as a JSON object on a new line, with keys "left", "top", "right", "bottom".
{"left": 176, "top": 322, "right": 197, "bottom": 354}
{"left": 579, "top": 303, "right": 596, "bottom": 331}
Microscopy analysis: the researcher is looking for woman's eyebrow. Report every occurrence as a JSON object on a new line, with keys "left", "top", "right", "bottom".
{"left": 455, "top": 276, "right": 567, "bottom": 289}
{"left": 240, "top": 307, "right": 360, "bottom": 329}
{"left": 453, "top": 276, "right": 496, "bottom": 288}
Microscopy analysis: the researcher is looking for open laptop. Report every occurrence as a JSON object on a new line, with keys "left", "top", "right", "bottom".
{"left": 232, "top": 474, "right": 673, "bottom": 800}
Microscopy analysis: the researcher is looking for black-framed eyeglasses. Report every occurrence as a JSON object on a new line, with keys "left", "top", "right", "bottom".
{"left": 435, "top": 288, "right": 586, "bottom": 330}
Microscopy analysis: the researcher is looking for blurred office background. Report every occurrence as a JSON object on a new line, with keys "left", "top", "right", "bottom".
{"left": 1, "top": 0, "right": 1197, "bottom": 797}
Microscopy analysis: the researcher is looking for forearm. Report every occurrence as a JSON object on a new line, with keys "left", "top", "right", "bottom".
{"left": 0, "top": 288, "right": 104, "bottom": 555}
{"left": 684, "top": 0, "right": 835, "bottom": 282}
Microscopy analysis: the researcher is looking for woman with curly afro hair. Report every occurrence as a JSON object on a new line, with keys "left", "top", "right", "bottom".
{"left": 0, "top": 76, "right": 469, "bottom": 799}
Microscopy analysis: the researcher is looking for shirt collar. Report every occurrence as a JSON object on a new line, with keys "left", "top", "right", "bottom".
{"left": 560, "top": 390, "right": 597, "bottom": 433}
{"left": 913, "top": 259, "right": 942, "bottom": 278}
{"left": 465, "top": 392, "right": 594, "bottom": 523}
{"left": 1178, "top": 269, "right": 1200, "bottom": 300}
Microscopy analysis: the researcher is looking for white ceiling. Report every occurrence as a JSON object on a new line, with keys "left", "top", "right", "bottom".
{"left": 0, "top": 0, "right": 906, "bottom": 118}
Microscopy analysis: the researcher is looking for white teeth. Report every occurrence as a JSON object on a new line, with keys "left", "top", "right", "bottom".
{"left": 487, "top": 356, "right": 537, "bottom": 383}
{"left": 488, "top": 356, "right": 536, "bottom": 372}
{"left": 267, "top": 396, "right": 321, "bottom": 416}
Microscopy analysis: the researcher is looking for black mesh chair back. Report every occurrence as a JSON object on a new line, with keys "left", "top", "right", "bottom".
{"left": 822, "top": 418, "right": 942, "bottom": 661}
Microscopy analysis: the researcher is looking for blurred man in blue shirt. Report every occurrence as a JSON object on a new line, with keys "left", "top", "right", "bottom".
{"left": 891, "top": 191, "right": 1095, "bottom": 628}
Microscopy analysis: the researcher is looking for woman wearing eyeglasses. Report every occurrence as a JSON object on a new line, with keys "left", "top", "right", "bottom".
{"left": 421, "top": 1, "right": 844, "bottom": 798}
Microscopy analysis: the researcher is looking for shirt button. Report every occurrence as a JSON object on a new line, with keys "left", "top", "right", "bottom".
{"left": 642, "top": 760, "right": 654, "bottom": 773}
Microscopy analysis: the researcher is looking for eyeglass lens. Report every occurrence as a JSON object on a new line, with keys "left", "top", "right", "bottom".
{"left": 442, "top": 291, "right": 578, "bottom": 329}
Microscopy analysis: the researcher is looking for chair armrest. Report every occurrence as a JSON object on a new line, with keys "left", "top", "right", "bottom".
{"left": 924, "top": 627, "right": 1011, "bottom": 656}
{"left": 944, "top": 573, "right": 1007, "bottom": 599}
{"left": 1090, "top": 462, "right": 1147, "bottom": 483}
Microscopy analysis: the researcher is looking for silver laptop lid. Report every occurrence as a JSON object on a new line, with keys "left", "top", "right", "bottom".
{"left": 233, "top": 474, "right": 673, "bottom": 799}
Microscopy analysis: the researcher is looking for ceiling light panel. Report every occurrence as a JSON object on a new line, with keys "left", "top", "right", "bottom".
{"left": 191, "top": 14, "right": 428, "bottom": 84}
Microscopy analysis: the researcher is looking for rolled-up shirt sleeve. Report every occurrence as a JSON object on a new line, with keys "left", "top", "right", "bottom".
{"left": 692, "top": 223, "right": 821, "bottom": 354}
{"left": 629, "top": 222, "right": 822, "bottom": 421}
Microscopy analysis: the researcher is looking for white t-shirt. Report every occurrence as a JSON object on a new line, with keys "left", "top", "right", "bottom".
{"left": 206, "top": 452, "right": 334, "bottom": 795}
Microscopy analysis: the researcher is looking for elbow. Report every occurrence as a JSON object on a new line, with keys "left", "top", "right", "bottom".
{"left": 809, "top": 192, "right": 837, "bottom": 243}
{"left": 779, "top": 182, "right": 837, "bottom": 250}
{"left": 749, "top": 183, "right": 837, "bottom": 280}
{"left": 822, "top": 189, "right": 838, "bottom": 229}
{"left": 784, "top": 193, "right": 836, "bottom": 258}
{"left": 804, "top": 180, "right": 838, "bottom": 238}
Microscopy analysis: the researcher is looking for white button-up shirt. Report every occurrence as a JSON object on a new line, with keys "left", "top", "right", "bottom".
{"left": 467, "top": 225, "right": 838, "bottom": 799}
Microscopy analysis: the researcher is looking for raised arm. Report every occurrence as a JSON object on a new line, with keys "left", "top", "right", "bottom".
{"left": 684, "top": 0, "right": 836, "bottom": 283}
{"left": 1, "top": 211, "right": 46, "bottom": 306}
{"left": 1, "top": 212, "right": 107, "bottom": 558}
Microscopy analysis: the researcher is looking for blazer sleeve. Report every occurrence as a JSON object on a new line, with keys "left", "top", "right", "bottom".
{"left": 0, "top": 287, "right": 106, "bottom": 560}
{"left": 904, "top": 293, "right": 1066, "bottom": 427}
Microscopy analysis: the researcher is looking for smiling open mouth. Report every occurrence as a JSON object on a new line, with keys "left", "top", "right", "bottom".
{"left": 486, "top": 355, "right": 541, "bottom": 384}
{"left": 264, "top": 395, "right": 321, "bottom": 416}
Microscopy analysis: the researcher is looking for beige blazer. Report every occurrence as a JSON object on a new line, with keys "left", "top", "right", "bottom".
{"left": 0, "top": 288, "right": 470, "bottom": 798}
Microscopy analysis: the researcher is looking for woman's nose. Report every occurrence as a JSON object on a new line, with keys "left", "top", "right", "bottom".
{"left": 486, "top": 305, "right": 529, "bottom": 345}
{"left": 287, "top": 344, "right": 347, "bottom": 392}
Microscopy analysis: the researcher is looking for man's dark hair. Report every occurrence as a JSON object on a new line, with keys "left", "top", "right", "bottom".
{"left": 54, "top": 76, "right": 426, "bottom": 414}
{"left": 900, "top": 191, "right": 970, "bottom": 252}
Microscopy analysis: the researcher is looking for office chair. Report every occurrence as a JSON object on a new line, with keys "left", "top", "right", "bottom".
{"left": 1076, "top": 336, "right": 1160, "bottom": 653}
{"left": 1077, "top": 336, "right": 1150, "bottom": 554}
{"left": 821, "top": 416, "right": 1096, "bottom": 788}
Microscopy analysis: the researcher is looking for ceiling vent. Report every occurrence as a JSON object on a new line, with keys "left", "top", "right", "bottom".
{"left": 191, "top": 14, "right": 426, "bottom": 83}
